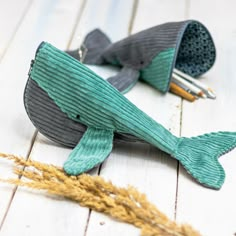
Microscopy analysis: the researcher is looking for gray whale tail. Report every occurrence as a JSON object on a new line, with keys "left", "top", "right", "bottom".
{"left": 67, "top": 29, "right": 111, "bottom": 64}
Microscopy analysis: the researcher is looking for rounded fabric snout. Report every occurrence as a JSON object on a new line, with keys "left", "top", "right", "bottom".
{"left": 176, "top": 21, "right": 216, "bottom": 78}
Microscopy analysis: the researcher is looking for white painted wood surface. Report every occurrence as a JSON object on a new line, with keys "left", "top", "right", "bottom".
{"left": 0, "top": 0, "right": 31, "bottom": 59}
{"left": 176, "top": 1, "right": 236, "bottom": 236}
{"left": 0, "top": 0, "right": 236, "bottom": 235}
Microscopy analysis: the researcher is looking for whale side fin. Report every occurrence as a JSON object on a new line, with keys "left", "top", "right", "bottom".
{"left": 64, "top": 127, "right": 114, "bottom": 175}
{"left": 107, "top": 67, "right": 140, "bottom": 94}
{"left": 173, "top": 131, "right": 236, "bottom": 189}
{"left": 67, "top": 29, "right": 111, "bottom": 64}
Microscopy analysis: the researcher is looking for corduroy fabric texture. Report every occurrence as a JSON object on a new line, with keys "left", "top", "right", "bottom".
{"left": 107, "top": 67, "right": 140, "bottom": 92}
{"left": 68, "top": 20, "right": 216, "bottom": 93}
{"left": 140, "top": 48, "right": 175, "bottom": 92}
{"left": 24, "top": 78, "right": 142, "bottom": 147}
{"left": 27, "top": 42, "right": 236, "bottom": 189}
{"left": 64, "top": 127, "right": 114, "bottom": 175}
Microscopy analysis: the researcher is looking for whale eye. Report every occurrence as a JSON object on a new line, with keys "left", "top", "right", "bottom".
{"left": 76, "top": 114, "right": 80, "bottom": 119}
{"left": 140, "top": 60, "right": 144, "bottom": 65}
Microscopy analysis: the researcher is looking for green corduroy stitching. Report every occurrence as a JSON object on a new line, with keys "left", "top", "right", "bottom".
{"left": 141, "top": 48, "right": 175, "bottom": 93}
{"left": 64, "top": 127, "right": 113, "bottom": 175}
{"left": 29, "top": 42, "right": 236, "bottom": 189}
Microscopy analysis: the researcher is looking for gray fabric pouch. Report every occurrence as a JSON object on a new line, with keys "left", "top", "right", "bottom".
{"left": 67, "top": 20, "right": 216, "bottom": 93}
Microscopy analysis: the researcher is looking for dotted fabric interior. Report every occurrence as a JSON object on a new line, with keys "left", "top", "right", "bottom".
{"left": 175, "top": 22, "right": 216, "bottom": 77}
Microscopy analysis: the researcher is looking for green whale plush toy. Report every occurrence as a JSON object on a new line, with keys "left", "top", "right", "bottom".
{"left": 24, "top": 42, "right": 236, "bottom": 190}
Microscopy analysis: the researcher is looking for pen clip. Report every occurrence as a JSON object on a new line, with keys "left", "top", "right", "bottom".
{"left": 78, "top": 44, "right": 88, "bottom": 63}
{"left": 28, "top": 60, "right": 35, "bottom": 76}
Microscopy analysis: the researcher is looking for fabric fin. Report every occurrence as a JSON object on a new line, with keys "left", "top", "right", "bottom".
{"left": 67, "top": 29, "right": 111, "bottom": 64}
{"left": 64, "top": 127, "right": 114, "bottom": 175}
{"left": 174, "top": 131, "right": 236, "bottom": 189}
{"left": 107, "top": 67, "right": 140, "bottom": 94}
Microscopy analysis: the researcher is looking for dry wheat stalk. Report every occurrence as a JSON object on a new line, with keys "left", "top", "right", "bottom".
{"left": 0, "top": 153, "right": 201, "bottom": 236}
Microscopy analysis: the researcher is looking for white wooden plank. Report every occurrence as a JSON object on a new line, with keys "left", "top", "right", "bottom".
{"left": 0, "top": 0, "right": 31, "bottom": 59}
{"left": 131, "top": 0, "right": 186, "bottom": 34}
{"left": 1, "top": 134, "right": 90, "bottom": 236}
{"left": 70, "top": 0, "right": 134, "bottom": 48}
{"left": 86, "top": 0, "right": 187, "bottom": 235}
{"left": 0, "top": 1, "right": 90, "bottom": 235}
{"left": 0, "top": 0, "right": 34, "bottom": 224}
{"left": 176, "top": 1, "right": 236, "bottom": 235}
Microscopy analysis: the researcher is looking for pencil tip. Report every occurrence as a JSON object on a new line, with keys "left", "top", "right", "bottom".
{"left": 199, "top": 92, "right": 207, "bottom": 98}
{"left": 207, "top": 90, "right": 217, "bottom": 99}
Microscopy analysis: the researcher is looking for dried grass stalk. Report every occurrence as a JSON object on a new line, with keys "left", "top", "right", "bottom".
{"left": 0, "top": 153, "right": 201, "bottom": 236}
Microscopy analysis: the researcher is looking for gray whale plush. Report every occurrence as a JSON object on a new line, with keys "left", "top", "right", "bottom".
{"left": 67, "top": 20, "right": 216, "bottom": 93}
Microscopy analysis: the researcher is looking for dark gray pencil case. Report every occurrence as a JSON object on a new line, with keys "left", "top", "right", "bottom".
{"left": 68, "top": 20, "right": 216, "bottom": 93}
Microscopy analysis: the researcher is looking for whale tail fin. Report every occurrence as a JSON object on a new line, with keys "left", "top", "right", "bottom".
{"left": 173, "top": 131, "right": 236, "bottom": 189}
{"left": 67, "top": 29, "right": 111, "bottom": 64}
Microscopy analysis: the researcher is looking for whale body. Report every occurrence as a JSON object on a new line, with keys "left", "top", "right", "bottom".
{"left": 25, "top": 42, "right": 236, "bottom": 189}
{"left": 67, "top": 20, "right": 216, "bottom": 93}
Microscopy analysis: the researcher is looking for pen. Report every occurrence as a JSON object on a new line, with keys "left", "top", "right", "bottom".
{"left": 173, "top": 68, "right": 216, "bottom": 99}
{"left": 170, "top": 82, "right": 196, "bottom": 102}
{"left": 172, "top": 73, "right": 207, "bottom": 98}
